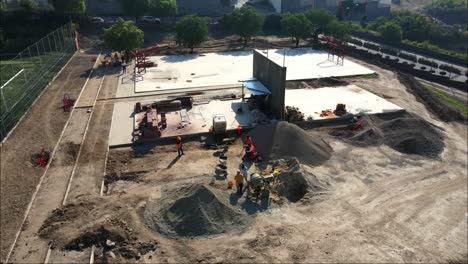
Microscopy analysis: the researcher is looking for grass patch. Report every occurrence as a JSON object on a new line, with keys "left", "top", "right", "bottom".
{"left": 423, "top": 84, "right": 468, "bottom": 115}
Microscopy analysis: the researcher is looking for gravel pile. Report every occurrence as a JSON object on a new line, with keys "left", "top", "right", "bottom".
{"left": 351, "top": 117, "right": 444, "bottom": 158}
{"left": 144, "top": 184, "right": 250, "bottom": 237}
{"left": 247, "top": 122, "right": 333, "bottom": 166}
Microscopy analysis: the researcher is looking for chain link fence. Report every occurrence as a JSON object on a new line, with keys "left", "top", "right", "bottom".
{"left": 0, "top": 22, "right": 76, "bottom": 142}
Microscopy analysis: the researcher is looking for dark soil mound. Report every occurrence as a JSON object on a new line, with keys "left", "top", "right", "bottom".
{"left": 144, "top": 184, "right": 250, "bottom": 237}
{"left": 380, "top": 118, "right": 444, "bottom": 158}
{"left": 247, "top": 122, "right": 333, "bottom": 166}
{"left": 350, "top": 117, "right": 444, "bottom": 158}
{"left": 274, "top": 159, "right": 327, "bottom": 202}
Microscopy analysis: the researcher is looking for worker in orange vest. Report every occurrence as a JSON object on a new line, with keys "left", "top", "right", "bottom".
{"left": 176, "top": 136, "right": 184, "bottom": 156}
{"left": 234, "top": 169, "right": 244, "bottom": 195}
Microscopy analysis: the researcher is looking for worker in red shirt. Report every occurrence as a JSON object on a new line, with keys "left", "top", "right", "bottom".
{"left": 176, "top": 136, "right": 184, "bottom": 156}
{"left": 245, "top": 136, "right": 252, "bottom": 145}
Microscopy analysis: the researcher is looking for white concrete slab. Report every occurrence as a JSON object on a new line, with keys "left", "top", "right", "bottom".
{"left": 285, "top": 85, "right": 403, "bottom": 120}
{"left": 109, "top": 101, "right": 135, "bottom": 147}
{"left": 135, "top": 48, "right": 374, "bottom": 93}
{"left": 108, "top": 99, "right": 269, "bottom": 147}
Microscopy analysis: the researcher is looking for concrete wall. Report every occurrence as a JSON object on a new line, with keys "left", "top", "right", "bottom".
{"left": 253, "top": 50, "right": 287, "bottom": 119}
{"left": 269, "top": 0, "right": 282, "bottom": 13}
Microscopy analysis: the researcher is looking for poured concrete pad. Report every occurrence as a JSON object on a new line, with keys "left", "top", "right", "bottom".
{"left": 135, "top": 48, "right": 374, "bottom": 93}
{"left": 285, "top": 85, "right": 404, "bottom": 120}
{"left": 109, "top": 99, "right": 263, "bottom": 147}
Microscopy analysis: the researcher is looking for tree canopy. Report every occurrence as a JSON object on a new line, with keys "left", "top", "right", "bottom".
{"left": 0, "top": 0, "right": 6, "bottom": 13}
{"left": 48, "top": 0, "right": 85, "bottom": 14}
{"left": 305, "top": 9, "right": 335, "bottom": 33}
{"left": 20, "top": 0, "right": 38, "bottom": 12}
{"left": 148, "top": 0, "right": 177, "bottom": 17}
{"left": 281, "top": 14, "right": 312, "bottom": 47}
{"left": 326, "top": 20, "right": 350, "bottom": 40}
{"left": 175, "top": 15, "right": 208, "bottom": 53}
{"left": 379, "top": 22, "right": 402, "bottom": 44}
{"left": 104, "top": 18, "right": 144, "bottom": 52}
{"left": 230, "top": 7, "right": 264, "bottom": 46}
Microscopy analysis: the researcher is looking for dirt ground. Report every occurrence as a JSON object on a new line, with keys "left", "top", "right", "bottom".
{"left": 0, "top": 51, "right": 96, "bottom": 260}
{"left": 38, "top": 63, "right": 467, "bottom": 263}
{"left": 1, "top": 30, "right": 467, "bottom": 263}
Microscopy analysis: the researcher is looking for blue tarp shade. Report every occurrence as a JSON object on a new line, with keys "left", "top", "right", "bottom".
{"left": 243, "top": 80, "right": 271, "bottom": 96}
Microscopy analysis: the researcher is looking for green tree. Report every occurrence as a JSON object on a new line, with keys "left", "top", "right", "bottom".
{"left": 0, "top": 0, "right": 6, "bottom": 13}
{"left": 394, "top": 12, "right": 430, "bottom": 42}
{"left": 104, "top": 18, "right": 144, "bottom": 52}
{"left": 148, "top": 0, "right": 177, "bottom": 17}
{"left": 20, "top": 0, "right": 38, "bottom": 11}
{"left": 360, "top": 15, "right": 368, "bottom": 28}
{"left": 175, "top": 15, "right": 208, "bottom": 53}
{"left": 48, "top": 0, "right": 85, "bottom": 14}
{"left": 230, "top": 7, "right": 264, "bottom": 47}
{"left": 121, "top": 0, "right": 149, "bottom": 22}
{"left": 379, "top": 22, "right": 402, "bottom": 44}
{"left": 305, "top": 9, "right": 335, "bottom": 33}
{"left": 326, "top": 20, "right": 350, "bottom": 40}
{"left": 281, "top": 14, "right": 312, "bottom": 47}
{"left": 367, "top": 17, "right": 390, "bottom": 31}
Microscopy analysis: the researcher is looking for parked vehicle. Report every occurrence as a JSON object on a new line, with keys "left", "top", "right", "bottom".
{"left": 91, "top": 17, "right": 104, "bottom": 24}
{"left": 141, "top": 16, "right": 161, "bottom": 23}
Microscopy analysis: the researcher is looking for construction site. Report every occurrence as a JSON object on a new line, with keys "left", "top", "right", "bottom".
{"left": 1, "top": 31, "right": 467, "bottom": 264}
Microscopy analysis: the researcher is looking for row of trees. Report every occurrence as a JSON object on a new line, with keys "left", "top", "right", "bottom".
{"left": 0, "top": 0, "right": 85, "bottom": 14}
{"left": 104, "top": 7, "right": 353, "bottom": 54}
{"left": 366, "top": 11, "right": 467, "bottom": 49}
{"left": 0, "top": 0, "right": 176, "bottom": 17}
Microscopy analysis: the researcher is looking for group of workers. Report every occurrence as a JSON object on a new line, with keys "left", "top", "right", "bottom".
{"left": 174, "top": 135, "right": 259, "bottom": 196}
{"left": 243, "top": 136, "right": 258, "bottom": 162}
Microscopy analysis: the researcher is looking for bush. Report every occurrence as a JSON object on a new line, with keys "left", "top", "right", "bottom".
{"left": 380, "top": 47, "right": 398, "bottom": 56}
{"left": 439, "top": 64, "right": 462, "bottom": 74}
{"left": 399, "top": 52, "right": 417, "bottom": 61}
{"left": 418, "top": 57, "right": 439, "bottom": 68}
{"left": 363, "top": 42, "right": 379, "bottom": 50}
{"left": 349, "top": 38, "right": 363, "bottom": 46}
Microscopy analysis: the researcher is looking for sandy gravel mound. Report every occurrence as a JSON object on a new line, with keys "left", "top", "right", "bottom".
{"left": 274, "top": 159, "right": 328, "bottom": 202}
{"left": 351, "top": 117, "right": 444, "bottom": 158}
{"left": 247, "top": 122, "right": 333, "bottom": 166}
{"left": 144, "top": 184, "right": 250, "bottom": 237}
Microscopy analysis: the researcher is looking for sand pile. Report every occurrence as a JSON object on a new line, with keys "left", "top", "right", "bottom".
{"left": 351, "top": 117, "right": 444, "bottom": 158}
{"left": 247, "top": 122, "right": 333, "bottom": 166}
{"left": 274, "top": 159, "right": 328, "bottom": 202}
{"left": 144, "top": 184, "right": 250, "bottom": 237}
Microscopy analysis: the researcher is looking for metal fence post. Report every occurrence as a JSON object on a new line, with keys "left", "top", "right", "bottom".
{"left": 52, "top": 30, "right": 59, "bottom": 52}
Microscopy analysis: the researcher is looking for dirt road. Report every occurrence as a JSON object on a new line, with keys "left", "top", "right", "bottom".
{"left": 0, "top": 52, "right": 96, "bottom": 261}
{"left": 5, "top": 60, "right": 121, "bottom": 263}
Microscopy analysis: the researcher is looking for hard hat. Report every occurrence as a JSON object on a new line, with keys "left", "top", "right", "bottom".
{"left": 237, "top": 169, "right": 241, "bottom": 173}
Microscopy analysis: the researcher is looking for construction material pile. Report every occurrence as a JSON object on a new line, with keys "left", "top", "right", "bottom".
{"left": 144, "top": 184, "right": 250, "bottom": 237}
{"left": 273, "top": 159, "right": 328, "bottom": 202}
{"left": 285, "top": 106, "right": 305, "bottom": 122}
{"left": 247, "top": 122, "right": 332, "bottom": 166}
{"left": 351, "top": 117, "right": 444, "bottom": 158}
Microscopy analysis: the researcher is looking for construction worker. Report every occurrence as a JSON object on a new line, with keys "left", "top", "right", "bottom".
{"left": 234, "top": 169, "right": 244, "bottom": 195}
{"left": 239, "top": 163, "right": 248, "bottom": 179}
{"left": 245, "top": 136, "right": 252, "bottom": 145}
{"left": 176, "top": 136, "right": 184, "bottom": 156}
